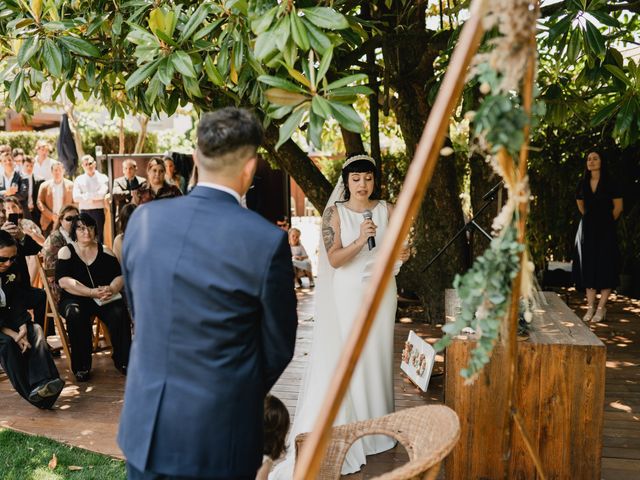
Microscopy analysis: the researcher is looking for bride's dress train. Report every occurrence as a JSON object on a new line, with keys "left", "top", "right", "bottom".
{"left": 270, "top": 201, "right": 396, "bottom": 478}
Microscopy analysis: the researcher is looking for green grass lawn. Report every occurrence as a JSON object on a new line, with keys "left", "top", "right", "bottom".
{"left": 0, "top": 428, "right": 126, "bottom": 480}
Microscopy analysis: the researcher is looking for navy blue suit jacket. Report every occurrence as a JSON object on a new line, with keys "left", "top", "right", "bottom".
{"left": 117, "top": 186, "right": 297, "bottom": 477}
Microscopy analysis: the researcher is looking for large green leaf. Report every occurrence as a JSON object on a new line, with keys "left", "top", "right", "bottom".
{"left": 590, "top": 101, "right": 620, "bottom": 126}
{"left": 584, "top": 21, "right": 605, "bottom": 59}
{"left": 203, "top": 55, "right": 225, "bottom": 86}
{"left": 301, "top": 7, "right": 349, "bottom": 30}
{"left": 265, "top": 88, "right": 307, "bottom": 106}
{"left": 546, "top": 14, "right": 574, "bottom": 45}
{"left": 307, "top": 111, "right": 323, "bottom": 148}
{"left": 315, "top": 46, "right": 333, "bottom": 87}
{"left": 17, "top": 35, "right": 39, "bottom": 66}
{"left": 290, "top": 13, "right": 310, "bottom": 51}
{"left": 125, "top": 59, "right": 161, "bottom": 90}
{"left": 328, "top": 101, "right": 364, "bottom": 133}
{"left": 588, "top": 11, "right": 620, "bottom": 28}
{"left": 311, "top": 95, "right": 332, "bottom": 118}
{"left": 604, "top": 65, "right": 632, "bottom": 87}
{"left": 58, "top": 36, "right": 100, "bottom": 57}
{"left": 276, "top": 106, "right": 306, "bottom": 150}
{"left": 157, "top": 57, "right": 175, "bottom": 85}
{"left": 9, "top": 71, "right": 24, "bottom": 104}
{"left": 275, "top": 15, "right": 291, "bottom": 52}
{"left": 257, "top": 75, "right": 306, "bottom": 93}
{"left": 326, "top": 73, "right": 368, "bottom": 91}
{"left": 170, "top": 51, "right": 196, "bottom": 77}
{"left": 42, "top": 39, "right": 63, "bottom": 77}
{"left": 251, "top": 6, "right": 277, "bottom": 35}
{"left": 178, "top": 4, "right": 210, "bottom": 44}
{"left": 254, "top": 30, "right": 278, "bottom": 60}
{"left": 301, "top": 18, "right": 332, "bottom": 55}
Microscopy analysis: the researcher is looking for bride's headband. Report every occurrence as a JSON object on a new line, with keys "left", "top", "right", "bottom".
{"left": 342, "top": 154, "right": 376, "bottom": 170}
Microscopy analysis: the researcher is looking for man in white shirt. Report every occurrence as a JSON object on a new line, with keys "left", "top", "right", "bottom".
{"left": 38, "top": 161, "right": 75, "bottom": 235}
{"left": 73, "top": 155, "right": 108, "bottom": 242}
{"left": 33, "top": 140, "right": 54, "bottom": 181}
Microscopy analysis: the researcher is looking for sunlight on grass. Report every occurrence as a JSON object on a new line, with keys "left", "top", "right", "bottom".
{"left": 30, "top": 467, "right": 64, "bottom": 480}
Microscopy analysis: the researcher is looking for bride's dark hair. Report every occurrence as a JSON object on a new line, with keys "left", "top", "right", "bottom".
{"left": 340, "top": 153, "right": 380, "bottom": 201}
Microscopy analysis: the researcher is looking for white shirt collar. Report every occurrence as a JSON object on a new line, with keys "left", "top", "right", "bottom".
{"left": 197, "top": 182, "right": 242, "bottom": 204}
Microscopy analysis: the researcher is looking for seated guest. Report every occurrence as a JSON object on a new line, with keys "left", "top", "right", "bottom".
{"left": 256, "top": 395, "right": 291, "bottom": 480}
{"left": 113, "top": 203, "right": 137, "bottom": 264}
{"left": 112, "top": 159, "right": 145, "bottom": 223}
{"left": 42, "top": 205, "right": 79, "bottom": 303}
{"left": 288, "top": 227, "right": 314, "bottom": 288}
{"left": 43, "top": 205, "right": 79, "bottom": 270}
{"left": 56, "top": 213, "right": 131, "bottom": 382}
{"left": 132, "top": 158, "right": 182, "bottom": 205}
{"left": 37, "top": 160, "right": 74, "bottom": 236}
{"left": 21, "top": 155, "right": 45, "bottom": 225}
{"left": 0, "top": 231, "right": 65, "bottom": 409}
{"left": 163, "top": 156, "right": 186, "bottom": 193}
{"left": 0, "top": 207, "right": 46, "bottom": 335}
{"left": 4, "top": 196, "right": 45, "bottom": 247}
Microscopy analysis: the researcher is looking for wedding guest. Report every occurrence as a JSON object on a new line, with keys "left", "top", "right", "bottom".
{"left": 112, "top": 159, "right": 145, "bottom": 221}
{"left": 73, "top": 155, "right": 109, "bottom": 243}
{"left": 12, "top": 148, "right": 25, "bottom": 173}
{"left": 164, "top": 156, "right": 186, "bottom": 193}
{"left": 42, "top": 205, "right": 79, "bottom": 304}
{"left": 113, "top": 203, "right": 136, "bottom": 264}
{"left": 21, "top": 156, "right": 45, "bottom": 225}
{"left": 4, "top": 196, "right": 45, "bottom": 247}
{"left": 56, "top": 213, "right": 131, "bottom": 382}
{"left": 33, "top": 140, "right": 54, "bottom": 181}
{"left": 288, "top": 227, "right": 314, "bottom": 288}
{"left": 256, "top": 395, "right": 290, "bottom": 480}
{"left": 0, "top": 231, "right": 65, "bottom": 409}
{"left": 38, "top": 160, "right": 75, "bottom": 236}
{"left": 0, "top": 152, "right": 27, "bottom": 204}
{"left": 573, "top": 151, "right": 623, "bottom": 322}
{"left": 132, "top": 158, "right": 182, "bottom": 205}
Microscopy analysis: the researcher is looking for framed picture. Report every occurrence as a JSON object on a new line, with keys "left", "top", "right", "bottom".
{"left": 400, "top": 330, "right": 436, "bottom": 392}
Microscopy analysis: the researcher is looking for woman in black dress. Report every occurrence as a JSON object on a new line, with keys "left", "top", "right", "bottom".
{"left": 574, "top": 151, "right": 623, "bottom": 322}
{"left": 56, "top": 213, "right": 132, "bottom": 382}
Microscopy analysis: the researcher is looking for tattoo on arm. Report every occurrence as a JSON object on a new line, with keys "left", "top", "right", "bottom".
{"left": 322, "top": 207, "right": 335, "bottom": 251}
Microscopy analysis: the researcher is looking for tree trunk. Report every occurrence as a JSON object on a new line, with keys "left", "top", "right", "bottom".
{"left": 263, "top": 125, "right": 332, "bottom": 212}
{"left": 134, "top": 116, "right": 149, "bottom": 154}
{"left": 341, "top": 128, "right": 365, "bottom": 156}
{"left": 383, "top": 26, "right": 466, "bottom": 322}
{"left": 118, "top": 118, "right": 125, "bottom": 155}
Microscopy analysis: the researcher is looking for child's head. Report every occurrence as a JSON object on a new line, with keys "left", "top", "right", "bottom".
{"left": 288, "top": 228, "right": 301, "bottom": 246}
{"left": 263, "top": 394, "right": 290, "bottom": 460}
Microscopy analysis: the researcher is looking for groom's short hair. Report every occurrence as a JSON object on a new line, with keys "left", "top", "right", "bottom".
{"left": 196, "top": 108, "right": 263, "bottom": 174}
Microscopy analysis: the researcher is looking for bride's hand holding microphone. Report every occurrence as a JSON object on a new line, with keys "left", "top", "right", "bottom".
{"left": 358, "top": 213, "right": 377, "bottom": 250}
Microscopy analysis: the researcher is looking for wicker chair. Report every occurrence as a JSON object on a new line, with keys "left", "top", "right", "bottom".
{"left": 295, "top": 405, "right": 460, "bottom": 480}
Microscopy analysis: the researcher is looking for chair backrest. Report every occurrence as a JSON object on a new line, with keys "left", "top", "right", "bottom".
{"left": 295, "top": 405, "right": 460, "bottom": 480}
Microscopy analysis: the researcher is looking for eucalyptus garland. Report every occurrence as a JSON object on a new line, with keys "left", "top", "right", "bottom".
{"left": 435, "top": 223, "right": 523, "bottom": 381}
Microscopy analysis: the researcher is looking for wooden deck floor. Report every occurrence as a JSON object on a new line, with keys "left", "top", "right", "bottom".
{"left": 1, "top": 287, "right": 638, "bottom": 479}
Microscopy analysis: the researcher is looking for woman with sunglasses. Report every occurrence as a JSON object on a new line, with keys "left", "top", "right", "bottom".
{"left": 55, "top": 213, "right": 131, "bottom": 382}
{"left": 43, "top": 204, "right": 79, "bottom": 270}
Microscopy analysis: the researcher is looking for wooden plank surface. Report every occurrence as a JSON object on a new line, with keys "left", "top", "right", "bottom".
{"left": 1, "top": 287, "right": 638, "bottom": 479}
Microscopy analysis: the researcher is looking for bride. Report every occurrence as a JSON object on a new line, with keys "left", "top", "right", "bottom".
{"left": 271, "top": 154, "right": 408, "bottom": 478}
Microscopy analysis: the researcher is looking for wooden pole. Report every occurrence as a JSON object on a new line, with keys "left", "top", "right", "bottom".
{"left": 501, "top": 2, "right": 546, "bottom": 478}
{"left": 293, "top": 1, "right": 488, "bottom": 477}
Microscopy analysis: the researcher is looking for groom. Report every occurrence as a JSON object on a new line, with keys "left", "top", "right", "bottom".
{"left": 117, "top": 108, "right": 298, "bottom": 479}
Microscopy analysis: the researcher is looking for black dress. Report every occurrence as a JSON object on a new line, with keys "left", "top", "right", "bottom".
{"left": 55, "top": 243, "right": 131, "bottom": 375}
{"left": 573, "top": 177, "right": 622, "bottom": 290}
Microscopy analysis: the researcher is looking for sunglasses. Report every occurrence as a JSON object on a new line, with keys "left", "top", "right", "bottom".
{"left": 63, "top": 215, "right": 79, "bottom": 222}
{"left": 0, "top": 255, "right": 17, "bottom": 263}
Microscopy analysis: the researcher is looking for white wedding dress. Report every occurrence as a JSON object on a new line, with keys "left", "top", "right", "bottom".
{"left": 271, "top": 200, "right": 397, "bottom": 478}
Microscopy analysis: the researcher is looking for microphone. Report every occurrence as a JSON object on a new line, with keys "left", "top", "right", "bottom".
{"left": 363, "top": 210, "right": 375, "bottom": 250}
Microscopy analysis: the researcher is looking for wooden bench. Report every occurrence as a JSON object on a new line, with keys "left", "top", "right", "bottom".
{"left": 444, "top": 290, "right": 605, "bottom": 479}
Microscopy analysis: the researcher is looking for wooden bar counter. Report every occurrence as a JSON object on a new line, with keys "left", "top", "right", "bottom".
{"left": 444, "top": 290, "right": 606, "bottom": 480}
